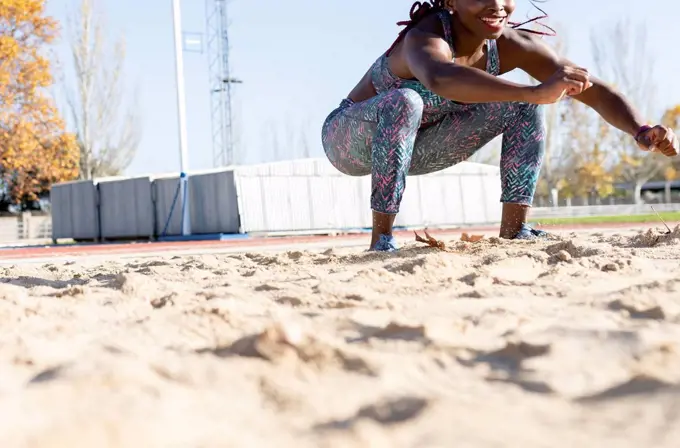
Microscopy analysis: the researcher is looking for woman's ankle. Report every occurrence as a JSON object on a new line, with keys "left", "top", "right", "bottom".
{"left": 499, "top": 223, "right": 523, "bottom": 239}
{"left": 500, "top": 203, "right": 530, "bottom": 238}
{"left": 372, "top": 211, "right": 396, "bottom": 237}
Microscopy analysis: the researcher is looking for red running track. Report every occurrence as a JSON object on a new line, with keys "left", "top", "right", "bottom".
{"left": 0, "top": 221, "right": 675, "bottom": 261}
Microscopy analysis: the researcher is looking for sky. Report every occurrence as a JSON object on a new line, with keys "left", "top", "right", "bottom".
{"left": 44, "top": 0, "right": 679, "bottom": 177}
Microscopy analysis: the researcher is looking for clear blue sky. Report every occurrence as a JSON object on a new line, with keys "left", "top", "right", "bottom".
{"left": 45, "top": 0, "right": 679, "bottom": 176}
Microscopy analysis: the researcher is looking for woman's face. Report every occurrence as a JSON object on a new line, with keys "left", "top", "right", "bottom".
{"left": 449, "top": 0, "right": 516, "bottom": 39}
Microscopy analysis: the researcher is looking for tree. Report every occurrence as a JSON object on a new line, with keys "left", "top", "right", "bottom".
{"left": 661, "top": 104, "right": 680, "bottom": 177}
{"left": 656, "top": 105, "right": 680, "bottom": 202}
{"left": 0, "top": 0, "right": 79, "bottom": 210}
{"left": 529, "top": 30, "right": 569, "bottom": 206}
{"left": 661, "top": 105, "right": 680, "bottom": 131}
{"left": 559, "top": 98, "right": 615, "bottom": 204}
{"left": 518, "top": 26, "right": 580, "bottom": 206}
{"left": 61, "top": 0, "right": 141, "bottom": 180}
{"left": 591, "top": 18, "right": 665, "bottom": 203}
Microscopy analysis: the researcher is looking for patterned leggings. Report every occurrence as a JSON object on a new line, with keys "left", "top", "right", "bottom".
{"left": 321, "top": 88, "right": 546, "bottom": 214}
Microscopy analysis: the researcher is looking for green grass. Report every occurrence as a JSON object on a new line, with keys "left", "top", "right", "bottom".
{"left": 532, "top": 211, "right": 680, "bottom": 226}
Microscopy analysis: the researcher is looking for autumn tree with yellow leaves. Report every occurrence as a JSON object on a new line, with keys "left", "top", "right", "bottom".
{"left": 557, "top": 98, "right": 616, "bottom": 204}
{"left": 521, "top": 19, "right": 677, "bottom": 206}
{"left": 591, "top": 18, "right": 669, "bottom": 204}
{"left": 662, "top": 105, "right": 680, "bottom": 178}
{"left": 526, "top": 24, "right": 617, "bottom": 207}
{"left": 528, "top": 28, "right": 572, "bottom": 205}
{"left": 0, "top": 0, "right": 79, "bottom": 210}
{"left": 659, "top": 104, "right": 680, "bottom": 202}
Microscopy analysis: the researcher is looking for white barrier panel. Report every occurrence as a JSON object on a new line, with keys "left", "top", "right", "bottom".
{"left": 531, "top": 203, "right": 680, "bottom": 219}
{"left": 233, "top": 158, "right": 502, "bottom": 233}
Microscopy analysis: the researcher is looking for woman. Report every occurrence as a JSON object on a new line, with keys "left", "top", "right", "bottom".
{"left": 321, "top": 0, "right": 679, "bottom": 252}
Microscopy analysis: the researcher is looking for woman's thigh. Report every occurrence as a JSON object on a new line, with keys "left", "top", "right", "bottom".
{"left": 322, "top": 89, "right": 424, "bottom": 176}
{"left": 408, "top": 103, "right": 506, "bottom": 175}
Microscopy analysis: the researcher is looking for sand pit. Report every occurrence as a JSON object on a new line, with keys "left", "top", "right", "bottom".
{"left": 1, "top": 226, "right": 680, "bottom": 447}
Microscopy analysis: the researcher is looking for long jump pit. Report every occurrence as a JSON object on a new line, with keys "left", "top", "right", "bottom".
{"left": 0, "top": 222, "right": 679, "bottom": 447}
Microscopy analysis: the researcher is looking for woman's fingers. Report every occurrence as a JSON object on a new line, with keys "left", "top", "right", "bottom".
{"left": 562, "top": 66, "right": 592, "bottom": 95}
{"left": 562, "top": 77, "right": 585, "bottom": 95}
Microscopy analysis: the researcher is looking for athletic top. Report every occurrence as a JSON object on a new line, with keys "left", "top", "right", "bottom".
{"left": 368, "top": 10, "right": 501, "bottom": 125}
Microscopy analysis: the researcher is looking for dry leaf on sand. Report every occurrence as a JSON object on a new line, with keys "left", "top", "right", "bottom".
{"left": 461, "top": 233, "right": 485, "bottom": 243}
{"left": 414, "top": 230, "right": 448, "bottom": 251}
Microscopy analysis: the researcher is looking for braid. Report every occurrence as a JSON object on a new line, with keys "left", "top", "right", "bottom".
{"left": 386, "top": 0, "right": 555, "bottom": 56}
{"left": 509, "top": 1, "right": 556, "bottom": 37}
{"left": 386, "top": 1, "right": 447, "bottom": 56}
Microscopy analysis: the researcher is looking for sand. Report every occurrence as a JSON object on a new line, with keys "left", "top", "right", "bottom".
{"left": 1, "top": 226, "right": 680, "bottom": 447}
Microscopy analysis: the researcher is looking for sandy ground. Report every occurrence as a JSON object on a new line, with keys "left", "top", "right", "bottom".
{"left": 1, "top": 226, "right": 680, "bottom": 447}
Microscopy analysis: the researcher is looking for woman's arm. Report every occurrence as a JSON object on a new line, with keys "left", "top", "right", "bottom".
{"left": 403, "top": 28, "right": 589, "bottom": 105}
{"left": 403, "top": 29, "right": 535, "bottom": 103}
{"left": 503, "top": 29, "right": 646, "bottom": 137}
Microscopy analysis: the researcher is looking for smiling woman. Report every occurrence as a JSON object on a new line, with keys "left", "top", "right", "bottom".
{"left": 320, "top": 0, "right": 679, "bottom": 252}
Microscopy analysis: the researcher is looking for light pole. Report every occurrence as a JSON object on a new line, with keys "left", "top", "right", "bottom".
{"left": 172, "top": 0, "right": 191, "bottom": 236}
{"left": 207, "top": 0, "right": 243, "bottom": 167}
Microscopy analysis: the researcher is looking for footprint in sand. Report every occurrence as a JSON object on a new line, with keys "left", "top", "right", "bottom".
{"left": 315, "top": 396, "right": 430, "bottom": 429}
{"left": 608, "top": 298, "right": 667, "bottom": 320}
{"left": 483, "top": 256, "right": 543, "bottom": 285}
{"left": 215, "top": 323, "right": 376, "bottom": 375}
{"left": 275, "top": 296, "right": 305, "bottom": 307}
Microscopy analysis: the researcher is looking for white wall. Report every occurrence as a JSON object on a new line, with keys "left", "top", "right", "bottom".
{"left": 233, "top": 158, "right": 502, "bottom": 233}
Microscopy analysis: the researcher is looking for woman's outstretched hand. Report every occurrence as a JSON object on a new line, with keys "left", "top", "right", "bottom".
{"left": 528, "top": 66, "right": 593, "bottom": 105}
{"left": 635, "top": 125, "right": 679, "bottom": 157}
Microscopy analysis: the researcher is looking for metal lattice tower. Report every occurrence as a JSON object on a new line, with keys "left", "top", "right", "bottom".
{"left": 206, "top": 0, "right": 241, "bottom": 167}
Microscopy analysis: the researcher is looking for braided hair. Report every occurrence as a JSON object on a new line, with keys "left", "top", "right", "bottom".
{"left": 385, "top": 0, "right": 555, "bottom": 56}
{"left": 386, "top": 1, "right": 447, "bottom": 55}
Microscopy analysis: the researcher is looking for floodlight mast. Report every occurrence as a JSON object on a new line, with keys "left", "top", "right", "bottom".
{"left": 206, "top": 0, "right": 242, "bottom": 167}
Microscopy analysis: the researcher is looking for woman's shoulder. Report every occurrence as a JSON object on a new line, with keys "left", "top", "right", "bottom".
{"left": 496, "top": 28, "right": 560, "bottom": 73}
{"left": 497, "top": 28, "right": 548, "bottom": 55}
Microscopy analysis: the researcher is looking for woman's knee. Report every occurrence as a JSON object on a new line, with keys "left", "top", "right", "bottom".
{"left": 381, "top": 88, "right": 424, "bottom": 127}
{"left": 506, "top": 102, "right": 544, "bottom": 129}
{"left": 500, "top": 103, "right": 546, "bottom": 151}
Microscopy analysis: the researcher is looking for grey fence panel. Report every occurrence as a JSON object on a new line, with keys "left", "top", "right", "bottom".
{"left": 50, "top": 180, "right": 99, "bottom": 240}
{"left": 153, "top": 176, "right": 182, "bottom": 237}
{"left": 189, "top": 170, "right": 240, "bottom": 234}
{"left": 98, "top": 177, "right": 154, "bottom": 239}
